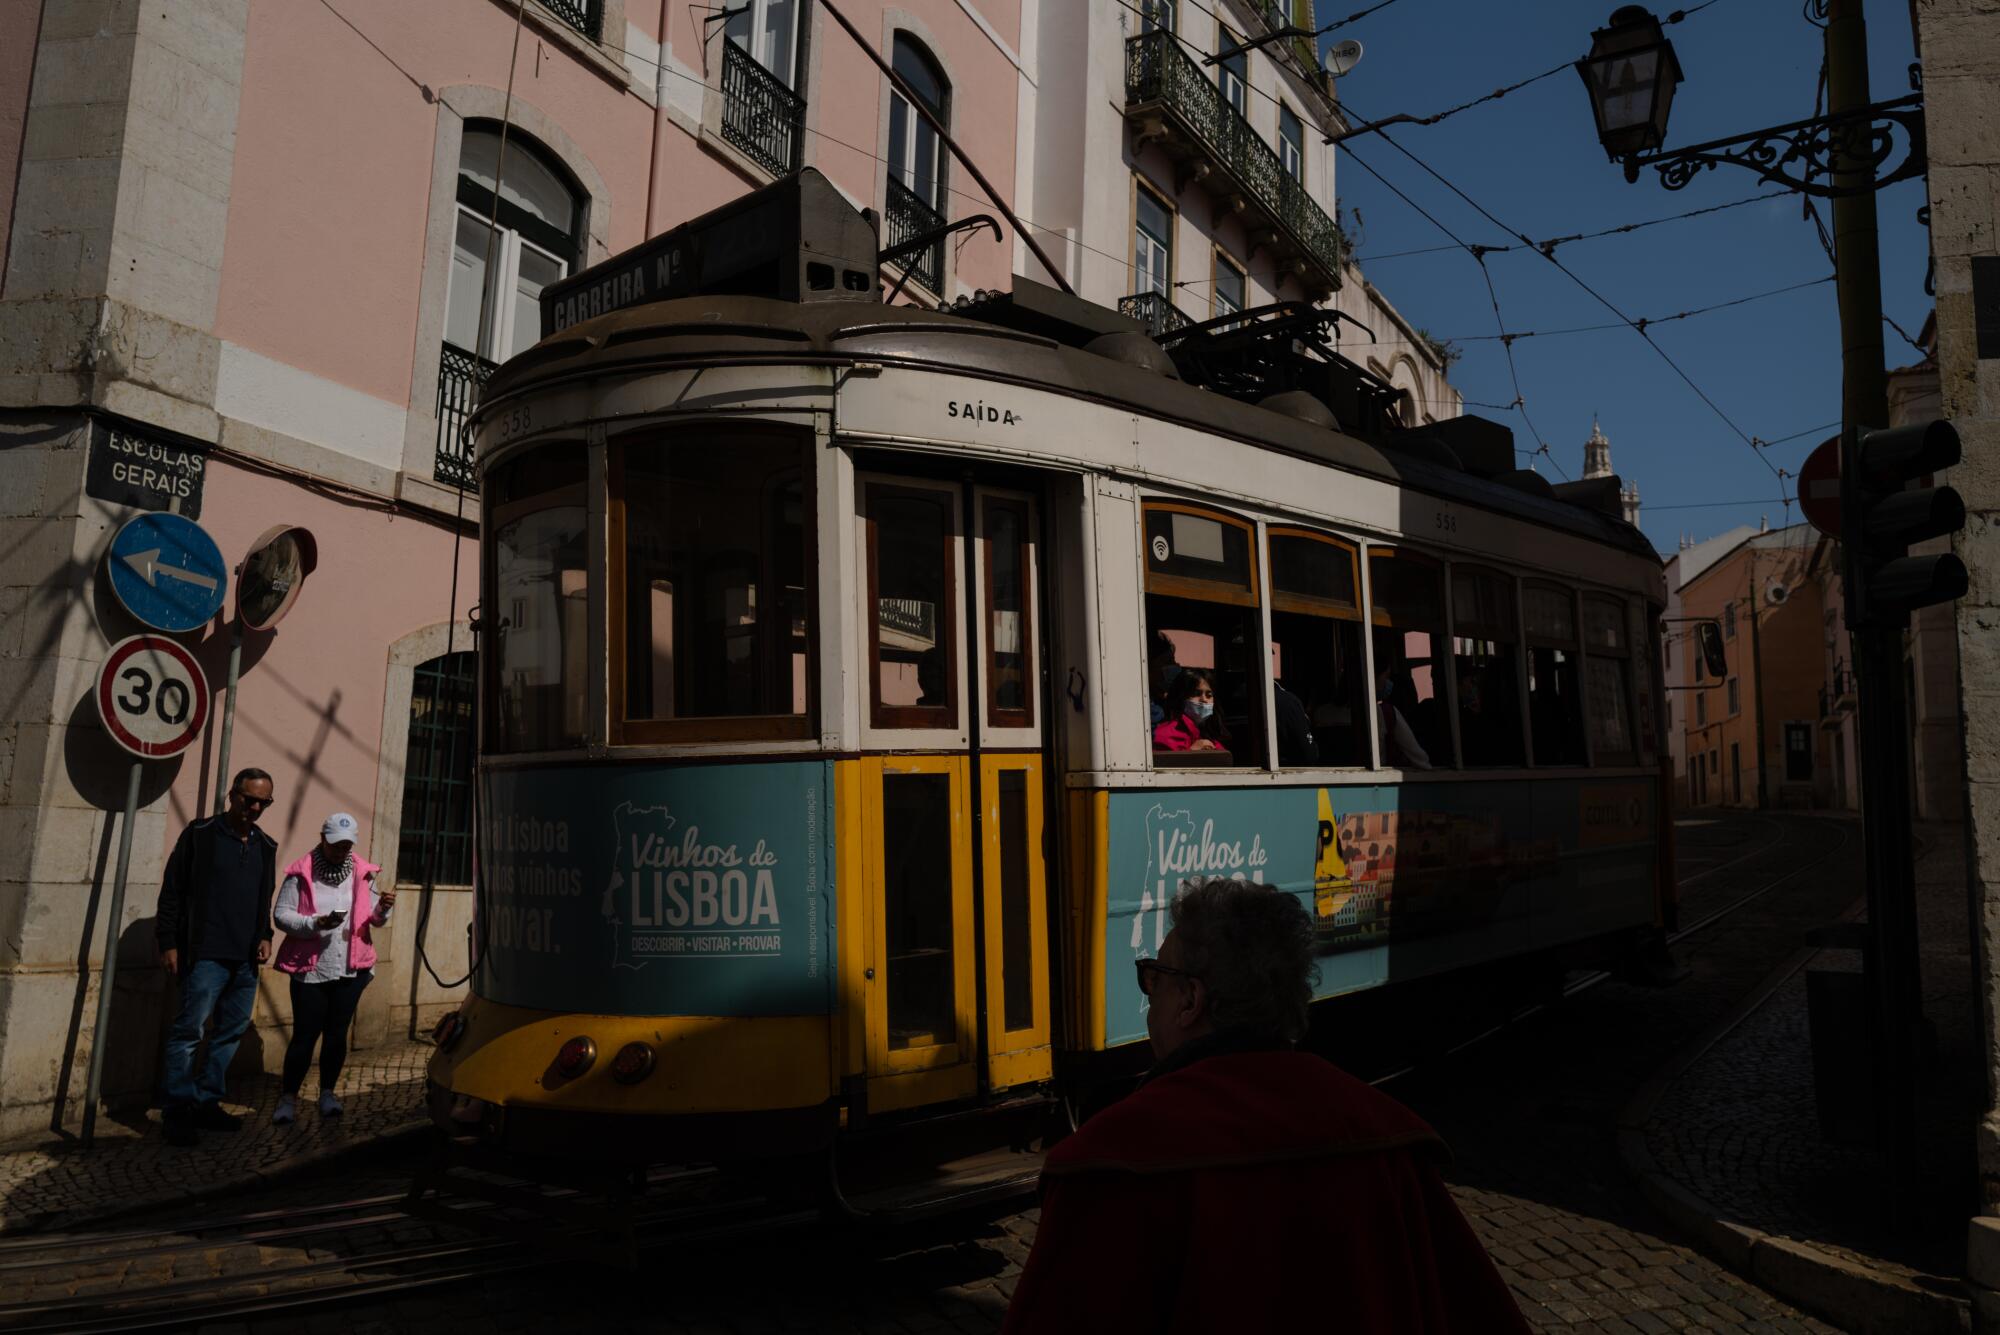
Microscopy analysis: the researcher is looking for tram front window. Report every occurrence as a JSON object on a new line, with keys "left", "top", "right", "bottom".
{"left": 489, "top": 446, "right": 589, "bottom": 753}
{"left": 617, "top": 431, "right": 813, "bottom": 740}
{"left": 1268, "top": 530, "right": 1365, "bottom": 766}
{"left": 1450, "top": 567, "right": 1525, "bottom": 767}
{"left": 1143, "top": 504, "right": 1266, "bottom": 769}
{"left": 1367, "top": 550, "right": 1452, "bottom": 769}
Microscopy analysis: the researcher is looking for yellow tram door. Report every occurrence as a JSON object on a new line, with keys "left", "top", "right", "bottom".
{"left": 855, "top": 477, "right": 1053, "bottom": 1115}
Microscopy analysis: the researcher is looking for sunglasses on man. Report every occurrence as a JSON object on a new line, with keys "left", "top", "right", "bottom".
{"left": 232, "top": 792, "right": 274, "bottom": 810}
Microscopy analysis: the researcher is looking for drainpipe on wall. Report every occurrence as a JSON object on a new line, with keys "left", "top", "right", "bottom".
{"left": 1750, "top": 555, "right": 1769, "bottom": 810}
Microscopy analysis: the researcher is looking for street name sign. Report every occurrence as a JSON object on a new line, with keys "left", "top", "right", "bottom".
{"left": 96, "top": 635, "right": 210, "bottom": 758}
{"left": 1799, "top": 435, "right": 1842, "bottom": 539}
{"left": 84, "top": 418, "right": 206, "bottom": 519}
{"left": 107, "top": 513, "right": 228, "bottom": 632}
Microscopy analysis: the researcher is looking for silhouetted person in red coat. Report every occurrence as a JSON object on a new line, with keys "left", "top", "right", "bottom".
{"left": 1003, "top": 878, "right": 1531, "bottom": 1334}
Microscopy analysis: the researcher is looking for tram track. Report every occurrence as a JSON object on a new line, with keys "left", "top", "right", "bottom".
{"left": 1370, "top": 815, "right": 1856, "bottom": 1089}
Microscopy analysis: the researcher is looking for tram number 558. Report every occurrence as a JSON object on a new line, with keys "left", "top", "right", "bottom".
{"left": 1433, "top": 510, "right": 1459, "bottom": 535}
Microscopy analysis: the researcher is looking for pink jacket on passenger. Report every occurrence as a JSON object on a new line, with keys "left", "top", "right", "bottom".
{"left": 272, "top": 854, "right": 386, "bottom": 975}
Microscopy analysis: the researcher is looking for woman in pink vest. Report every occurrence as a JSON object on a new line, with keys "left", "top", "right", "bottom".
{"left": 270, "top": 813, "right": 394, "bottom": 1124}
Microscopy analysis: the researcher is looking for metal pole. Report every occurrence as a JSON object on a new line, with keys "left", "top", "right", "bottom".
{"left": 81, "top": 760, "right": 144, "bottom": 1147}
{"left": 1824, "top": 0, "right": 1916, "bottom": 1225}
{"left": 211, "top": 623, "right": 243, "bottom": 814}
{"left": 1749, "top": 568, "right": 1767, "bottom": 809}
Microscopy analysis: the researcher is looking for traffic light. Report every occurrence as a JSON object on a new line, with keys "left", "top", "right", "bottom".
{"left": 1840, "top": 419, "right": 1968, "bottom": 627}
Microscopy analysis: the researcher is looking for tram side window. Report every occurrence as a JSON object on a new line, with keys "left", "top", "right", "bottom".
{"left": 1367, "top": 549, "right": 1452, "bottom": 769}
{"left": 1584, "top": 593, "right": 1638, "bottom": 766}
{"left": 1450, "top": 567, "right": 1525, "bottom": 767}
{"left": 1144, "top": 504, "right": 1267, "bottom": 769}
{"left": 1524, "top": 582, "right": 1586, "bottom": 765}
{"left": 618, "top": 432, "right": 813, "bottom": 739}
{"left": 489, "top": 445, "right": 590, "bottom": 753}
{"left": 1268, "top": 530, "right": 1366, "bottom": 766}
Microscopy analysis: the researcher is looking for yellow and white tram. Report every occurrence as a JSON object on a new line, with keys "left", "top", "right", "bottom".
{"left": 425, "top": 172, "right": 1669, "bottom": 1176}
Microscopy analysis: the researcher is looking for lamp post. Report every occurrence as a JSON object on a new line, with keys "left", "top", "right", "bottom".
{"left": 1578, "top": 0, "right": 1943, "bottom": 1228}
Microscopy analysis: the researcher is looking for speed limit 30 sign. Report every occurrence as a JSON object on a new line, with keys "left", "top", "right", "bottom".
{"left": 97, "top": 635, "right": 210, "bottom": 758}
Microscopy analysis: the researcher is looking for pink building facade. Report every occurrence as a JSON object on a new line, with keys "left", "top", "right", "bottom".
{"left": 0, "top": 0, "right": 1026, "bottom": 1138}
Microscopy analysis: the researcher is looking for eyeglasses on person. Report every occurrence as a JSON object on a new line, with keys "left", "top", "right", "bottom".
{"left": 1135, "top": 958, "right": 1201, "bottom": 996}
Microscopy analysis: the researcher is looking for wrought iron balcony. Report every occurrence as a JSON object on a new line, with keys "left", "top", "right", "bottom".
{"left": 435, "top": 342, "right": 494, "bottom": 489}
{"left": 539, "top": 0, "right": 603, "bottom": 42}
{"left": 721, "top": 41, "right": 805, "bottom": 179}
{"left": 1119, "top": 291, "right": 1194, "bottom": 338}
{"left": 1125, "top": 30, "right": 1343, "bottom": 294}
{"left": 884, "top": 176, "right": 946, "bottom": 294}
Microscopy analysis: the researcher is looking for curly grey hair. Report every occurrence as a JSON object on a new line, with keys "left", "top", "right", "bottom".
{"left": 1168, "top": 878, "right": 1319, "bottom": 1044}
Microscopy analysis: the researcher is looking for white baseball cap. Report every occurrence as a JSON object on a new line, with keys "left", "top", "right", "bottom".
{"left": 322, "top": 812, "right": 361, "bottom": 845}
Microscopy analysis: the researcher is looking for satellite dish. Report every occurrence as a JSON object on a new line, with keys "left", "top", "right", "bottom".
{"left": 1765, "top": 582, "right": 1790, "bottom": 606}
{"left": 1324, "top": 39, "right": 1364, "bottom": 79}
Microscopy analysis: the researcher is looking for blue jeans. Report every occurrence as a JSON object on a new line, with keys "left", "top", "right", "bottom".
{"left": 161, "top": 959, "right": 259, "bottom": 1109}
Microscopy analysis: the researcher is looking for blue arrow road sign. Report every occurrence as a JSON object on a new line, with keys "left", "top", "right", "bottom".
{"left": 107, "top": 513, "right": 228, "bottom": 632}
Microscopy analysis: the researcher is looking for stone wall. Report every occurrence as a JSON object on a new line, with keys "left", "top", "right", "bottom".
{"left": 1918, "top": 0, "right": 2000, "bottom": 1325}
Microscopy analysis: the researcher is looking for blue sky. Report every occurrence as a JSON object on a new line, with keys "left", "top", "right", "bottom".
{"left": 1316, "top": 0, "right": 1930, "bottom": 553}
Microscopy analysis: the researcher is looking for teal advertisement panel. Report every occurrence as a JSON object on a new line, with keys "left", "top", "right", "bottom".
{"left": 1104, "top": 778, "right": 1654, "bottom": 1046}
{"left": 478, "top": 762, "right": 833, "bottom": 1017}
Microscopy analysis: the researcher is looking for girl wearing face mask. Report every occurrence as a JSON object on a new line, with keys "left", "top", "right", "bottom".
{"left": 1154, "top": 669, "right": 1227, "bottom": 753}
{"left": 1375, "top": 668, "right": 1433, "bottom": 770}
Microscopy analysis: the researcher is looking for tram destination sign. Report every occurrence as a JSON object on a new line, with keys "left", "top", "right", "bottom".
{"left": 539, "top": 168, "right": 877, "bottom": 338}
{"left": 84, "top": 418, "right": 206, "bottom": 519}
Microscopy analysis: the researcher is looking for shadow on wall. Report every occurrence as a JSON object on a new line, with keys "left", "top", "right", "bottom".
{"left": 51, "top": 692, "right": 186, "bottom": 1133}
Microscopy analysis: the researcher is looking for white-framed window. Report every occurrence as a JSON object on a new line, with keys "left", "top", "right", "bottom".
{"left": 445, "top": 127, "right": 584, "bottom": 362}
{"left": 888, "top": 35, "right": 948, "bottom": 211}
{"left": 1142, "top": 0, "right": 1176, "bottom": 32}
{"left": 1218, "top": 28, "right": 1248, "bottom": 118}
{"left": 1135, "top": 183, "right": 1173, "bottom": 298}
{"left": 1214, "top": 252, "right": 1246, "bottom": 320}
{"left": 724, "top": 0, "right": 802, "bottom": 86}
{"left": 1279, "top": 104, "right": 1304, "bottom": 180}
{"left": 1727, "top": 676, "right": 1740, "bottom": 715}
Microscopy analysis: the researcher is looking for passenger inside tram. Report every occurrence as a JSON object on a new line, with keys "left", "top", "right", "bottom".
{"left": 1373, "top": 663, "right": 1432, "bottom": 770}
{"left": 1154, "top": 668, "right": 1230, "bottom": 757}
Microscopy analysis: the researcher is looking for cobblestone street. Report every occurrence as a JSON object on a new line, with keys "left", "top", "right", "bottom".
{"left": 0, "top": 811, "right": 1885, "bottom": 1334}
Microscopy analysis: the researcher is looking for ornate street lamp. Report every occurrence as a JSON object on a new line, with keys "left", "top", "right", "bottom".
{"left": 1575, "top": 6, "right": 1683, "bottom": 164}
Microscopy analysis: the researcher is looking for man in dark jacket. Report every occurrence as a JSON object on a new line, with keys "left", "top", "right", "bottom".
{"left": 1003, "top": 878, "right": 1531, "bottom": 1334}
{"left": 155, "top": 767, "right": 278, "bottom": 1146}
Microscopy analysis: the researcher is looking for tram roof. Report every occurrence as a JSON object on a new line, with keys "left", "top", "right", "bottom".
{"left": 479, "top": 296, "right": 1659, "bottom": 567}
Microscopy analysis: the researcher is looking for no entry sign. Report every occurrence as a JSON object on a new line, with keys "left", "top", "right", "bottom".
{"left": 1799, "top": 435, "right": 1842, "bottom": 539}
{"left": 96, "top": 635, "right": 210, "bottom": 758}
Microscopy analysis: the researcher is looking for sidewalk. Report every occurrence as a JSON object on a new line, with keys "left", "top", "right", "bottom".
{"left": 0, "top": 1038, "right": 433, "bottom": 1234}
{"left": 1621, "top": 820, "right": 1979, "bottom": 1335}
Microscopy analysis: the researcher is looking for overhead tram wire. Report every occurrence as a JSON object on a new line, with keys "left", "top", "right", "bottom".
{"left": 1336, "top": 101, "right": 1791, "bottom": 488}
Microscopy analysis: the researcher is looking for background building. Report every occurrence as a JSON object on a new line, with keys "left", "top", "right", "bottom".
{"left": 1664, "top": 523, "right": 1759, "bottom": 806}
{"left": 1673, "top": 523, "right": 1823, "bottom": 809}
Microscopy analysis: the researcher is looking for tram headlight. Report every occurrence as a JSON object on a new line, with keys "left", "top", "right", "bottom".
{"left": 554, "top": 1035, "right": 598, "bottom": 1079}
{"left": 610, "top": 1041, "right": 656, "bottom": 1085}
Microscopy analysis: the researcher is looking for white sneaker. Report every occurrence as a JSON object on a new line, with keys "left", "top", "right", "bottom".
{"left": 272, "top": 1095, "right": 296, "bottom": 1125}
{"left": 317, "top": 1091, "right": 343, "bottom": 1117}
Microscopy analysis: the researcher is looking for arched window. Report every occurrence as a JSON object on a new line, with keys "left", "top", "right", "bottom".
{"left": 445, "top": 126, "right": 585, "bottom": 363}
{"left": 398, "top": 650, "right": 477, "bottom": 890}
{"left": 885, "top": 35, "right": 950, "bottom": 294}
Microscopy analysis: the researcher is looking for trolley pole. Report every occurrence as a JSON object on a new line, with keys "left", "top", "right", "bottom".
{"left": 81, "top": 760, "right": 145, "bottom": 1147}
{"left": 1824, "top": 0, "right": 1917, "bottom": 1227}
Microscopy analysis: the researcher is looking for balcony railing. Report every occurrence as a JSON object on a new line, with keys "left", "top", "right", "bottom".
{"left": 1125, "top": 30, "right": 1343, "bottom": 292}
{"left": 884, "top": 176, "right": 946, "bottom": 294}
{"left": 721, "top": 41, "right": 805, "bottom": 179}
{"left": 1119, "top": 291, "right": 1194, "bottom": 338}
{"left": 540, "top": 0, "right": 603, "bottom": 42}
{"left": 435, "top": 342, "right": 495, "bottom": 489}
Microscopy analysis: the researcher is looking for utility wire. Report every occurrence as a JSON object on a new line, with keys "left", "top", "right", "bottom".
{"left": 1393, "top": 275, "right": 1833, "bottom": 345}
{"left": 1318, "top": 0, "right": 1403, "bottom": 35}
{"left": 1356, "top": 192, "right": 1776, "bottom": 264}
{"left": 1339, "top": 101, "right": 1787, "bottom": 483}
